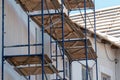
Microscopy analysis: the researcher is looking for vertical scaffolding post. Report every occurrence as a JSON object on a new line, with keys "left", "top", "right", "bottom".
{"left": 27, "top": 15, "right": 31, "bottom": 80}
{"left": 61, "top": 0, "right": 65, "bottom": 79}
{"left": 41, "top": 0, "right": 44, "bottom": 80}
{"left": 84, "top": 0, "right": 89, "bottom": 80}
{"left": 55, "top": 41, "right": 58, "bottom": 80}
{"left": 93, "top": 0, "right": 98, "bottom": 80}
{"left": 50, "top": 25, "right": 52, "bottom": 59}
{"left": 2, "top": 0, "right": 5, "bottom": 80}
{"left": 69, "top": 61, "right": 72, "bottom": 80}
{"left": 28, "top": 15, "right": 30, "bottom": 55}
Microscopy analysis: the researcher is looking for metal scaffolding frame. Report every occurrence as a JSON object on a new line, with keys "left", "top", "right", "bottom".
{"left": 68, "top": 0, "right": 98, "bottom": 80}
{"left": 1, "top": 0, "right": 98, "bottom": 80}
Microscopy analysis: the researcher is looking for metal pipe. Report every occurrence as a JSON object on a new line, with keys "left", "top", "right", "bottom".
{"left": 4, "top": 54, "right": 43, "bottom": 59}
{"left": 50, "top": 23, "right": 52, "bottom": 59}
{"left": 41, "top": 0, "right": 44, "bottom": 80}
{"left": 95, "top": 60, "right": 98, "bottom": 80}
{"left": 29, "top": 12, "right": 61, "bottom": 17}
{"left": 93, "top": 0, "right": 99, "bottom": 80}
{"left": 28, "top": 15, "right": 30, "bottom": 55}
{"left": 84, "top": 0, "right": 89, "bottom": 80}
{"left": 4, "top": 43, "right": 42, "bottom": 48}
{"left": 51, "top": 38, "right": 88, "bottom": 43}
{"left": 58, "top": 70, "right": 64, "bottom": 72}
{"left": 28, "top": 14, "right": 31, "bottom": 80}
{"left": 2, "top": 0, "right": 5, "bottom": 80}
{"left": 56, "top": 41, "right": 58, "bottom": 79}
{"left": 69, "top": 61, "right": 72, "bottom": 80}
{"left": 61, "top": 0, "right": 65, "bottom": 79}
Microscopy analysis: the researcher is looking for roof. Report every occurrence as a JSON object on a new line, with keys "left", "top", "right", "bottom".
{"left": 70, "top": 6, "right": 120, "bottom": 49}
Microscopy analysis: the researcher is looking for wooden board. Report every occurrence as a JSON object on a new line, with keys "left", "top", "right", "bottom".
{"left": 15, "top": 65, "right": 58, "bottom": 76}
{"left": 31, "top": 14, "right": 97, "bottom": 61}
{"left": 66, "top": 47, "right": 97, "bottom": 61}
{"left": 31, "top": 14, "right": 84, "bottom": 40}
{"left": 6, "top": 54, "right": 52, "bottom": 66}
{"left": 63, "top": 0, "right": 94, "bottom": 10}
{"left": 16, "top": 0, "right": 60, "bottom": 12}
{"left": 63, "top": 39, "right": 91, "bottom": 47}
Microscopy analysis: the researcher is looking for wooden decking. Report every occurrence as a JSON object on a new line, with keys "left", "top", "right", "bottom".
{"left": 11, "top": 0, "right": 96, "bottom": 61}
{"left": 5, "top": 54, "right": 58, "bottom": 76}
{"left": 15, "top": 65, "right": 58, "bottom": 76}
{"left": 63, "top": 0, "right": 94, "bottom": 10}
{"left": 16, "top": 0, "right": 94, "bottom": 12}
{"left": 16, "top": 0, "right": 60, "bottom": 12}
{"left": 6, "top": 54, "right": 51, "bottom": 66}
{"left": 31, "top": 14, "right": 97, "bottom": 61}
{"left": 3, "top": 0, "right": 97, "bottom": 79}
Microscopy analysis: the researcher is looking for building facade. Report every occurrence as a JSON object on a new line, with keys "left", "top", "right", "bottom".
{"left": 1, "top": 0, "right": 120, "bottom": 80}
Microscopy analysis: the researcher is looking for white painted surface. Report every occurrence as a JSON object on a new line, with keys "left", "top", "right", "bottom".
{"left": 0, "top": 0, "right": 62, "bottom": 80}
{"left": 72, "top": 61, "right": 82, "bottom": 80}
{"left": 72, "top": 37, "right": 117, "bottom": 80}
{"left": 0, "top": 0, "right": 35, "bottom": 80}
{"left": 0, "top": 0, "right": 120, "bottom": 80}
{"left": 115, "top": 49, "right": 120, "bottom": 80}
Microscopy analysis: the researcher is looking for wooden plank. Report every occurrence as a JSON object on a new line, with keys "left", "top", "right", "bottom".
{"left": 66, "top": 47, "right": 97, "bottom": 60}
{"left": 62, "top": 39, "right": 91, "bottom": 47}
{"left": 31, "top": 14, "right": 97, "bottom": 61}
{"left": 6, "top": 54, "right": 52, "bottom": 66}
{"left": 31, "top": 14, "right": 85, "bottom": 40}
{"left": 15, "top": 65, "right": 58, "bottom": 76}
{"left": 16, "top": 0, "right": 60, "bottom": 12}
{"left": 63, "top": 0, "right": 94, "bottom": 10}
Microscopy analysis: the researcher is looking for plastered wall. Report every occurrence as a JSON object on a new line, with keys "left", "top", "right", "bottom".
{"left": 0, "top": 0, "right": 35, "bottom": 80}
{"left": 0, "top": 0, "right": 120, "bottom": 80}
{"left": 0, "top": 0, "right": 61, "bottom": 80}
{"left": 72, "top": 38, "right": 116, "bottom": 80}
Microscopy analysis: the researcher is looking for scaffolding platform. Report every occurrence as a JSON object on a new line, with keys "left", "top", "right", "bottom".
{"left": 66, "top": 47, "right": 97, "bottom": 61}
{"left": 15, "top": 65, "right": 58, "bottom": 76}
{"left": 31, "top": 14, "right": 97, "bottom": 61}
{"left": 5, "top": 54, "right": 52, "bottom": 66}
{"left": 1, "top": 0, "right": 98, "bottom": 79}
{"left": 16, "top": 0, "right": 60, "bottom": 12}
{"left": 31, "top": 14, "right": 84, "bottom": 40}
{"left": 4, "top": 54, "right": 58, "bottom": 76}
{"left": 63, "top": 0, "right": 94, "bottom": 10}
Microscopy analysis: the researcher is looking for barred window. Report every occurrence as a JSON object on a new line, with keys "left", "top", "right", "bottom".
{"left": 82, "top": 66, "right": 93, "bottom": 80}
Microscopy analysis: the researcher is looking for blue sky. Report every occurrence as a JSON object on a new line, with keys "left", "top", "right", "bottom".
{"left": 95, "top": 0, "right": 120, "bottom": 10}
{"left": 70, "top": 0, "right": 120, "bottom": 14}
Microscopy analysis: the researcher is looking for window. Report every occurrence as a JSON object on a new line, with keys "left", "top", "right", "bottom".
{"left": 82, "top": 66, "right": 93, "bottom": 80}
{"left": 101, "top": 73, "right": 111, "bottom": 80}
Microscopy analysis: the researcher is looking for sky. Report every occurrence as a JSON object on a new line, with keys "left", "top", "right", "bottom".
{"left": 70, "top": 0, "right": 120, "bottom": 14}
{"left": 95, "top": 0, "right": 120, "bottom": 10}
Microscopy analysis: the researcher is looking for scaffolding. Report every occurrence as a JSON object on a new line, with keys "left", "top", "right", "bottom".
{"left": 1, "top": 0, "right": 98, "bottom": 80}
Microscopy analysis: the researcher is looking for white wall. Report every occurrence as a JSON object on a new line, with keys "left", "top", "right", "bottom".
{"left": 72, "top": 38, "right": 116, "bottom": 80}
{"left": 115, "top": 49, "right": 120, "bottom": 80}
{"left": 1, "top": 0, "right": 120, "bottom": 80}
{"left": 0, "top": 0, "right": 62, "bottom": 80}
{"left": 0, "top": 0, "right": 35, "bottom": 80}
{"left": 72, "top": 61, "right": 82, "bottom": 80}
{"left": 96, "top": 42, "right": 116, "bottom": 80}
